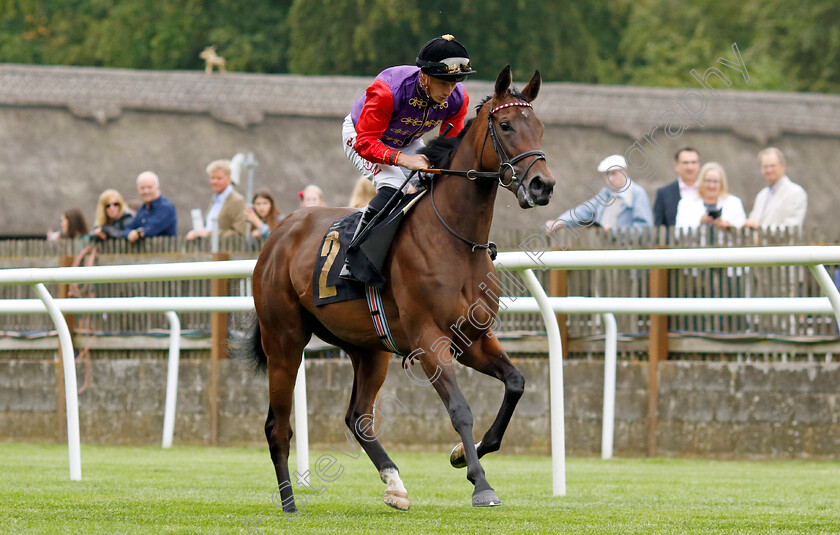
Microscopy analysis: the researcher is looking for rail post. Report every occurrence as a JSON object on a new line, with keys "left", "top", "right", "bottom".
{"left": 55, "top": 255, "right": 75, "bottom": 441}
{"left": 647, "top": 267, "right": 669, "bottom": 456}
{"left": 209, "top": 252, "right": 229, "bottom": 445}
{"left": 549, "top": 267, "right": 569, "bottom": 360}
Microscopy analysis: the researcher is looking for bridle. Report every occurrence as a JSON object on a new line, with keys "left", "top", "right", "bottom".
{"left": 481, "top": 100, "right": 546, "bottom": 188}
{"left": 423, "top": 99, "right": 546, "bottom": 186}
{"left": 426, "top": 98, "right": 546, "bottom": 257}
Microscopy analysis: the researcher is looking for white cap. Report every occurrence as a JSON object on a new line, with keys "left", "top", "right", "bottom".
{"left": 597, "top": 154, "right": 628, "bottom": 173}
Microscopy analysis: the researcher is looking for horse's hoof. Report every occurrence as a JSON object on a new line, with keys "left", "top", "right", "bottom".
{"left": 472, "top": 488, "right": 502, "bottom": 507}
{"left": 449, "top": 442, "right": 467, "bottom": 468}
{"left": 449, "top": 440, "right": 481, "bottom": 469}
{"left": 384, "top": 489, "right": 410, "bottom": 511}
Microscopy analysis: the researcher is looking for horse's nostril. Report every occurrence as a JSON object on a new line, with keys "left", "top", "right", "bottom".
{"left": 529, "top": 176, "right": 545, "bottom": 196}
{"left": 529, "top": 176, "right": 553, "bottom": 204}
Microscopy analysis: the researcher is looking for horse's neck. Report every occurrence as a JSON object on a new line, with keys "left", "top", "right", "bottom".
{"left": 429, "top": 148, "right": 498, "bottom": 243}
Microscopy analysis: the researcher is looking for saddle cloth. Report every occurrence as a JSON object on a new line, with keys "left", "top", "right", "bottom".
{"left": 312, "top": 190, "right": 427, "bottom": 306}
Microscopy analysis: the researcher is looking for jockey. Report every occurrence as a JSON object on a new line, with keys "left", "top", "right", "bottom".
{"left": 340, "top": 34, "right": 477, "bottom": 281}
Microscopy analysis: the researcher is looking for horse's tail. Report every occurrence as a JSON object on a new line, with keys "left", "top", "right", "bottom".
{"left": 228, "top": 312, "right": 267, "bottom": 373}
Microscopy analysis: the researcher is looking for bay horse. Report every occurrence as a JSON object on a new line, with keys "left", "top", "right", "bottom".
{"left": 236, "top": 65, "right": 555, "bottom": 511}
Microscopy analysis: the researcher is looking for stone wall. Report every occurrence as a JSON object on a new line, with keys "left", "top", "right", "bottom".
{"left": 2, "top": 358, "right": 838, "bottom": 458}
{"left": 2, "top": 64, "right": 840, "bottom": 237}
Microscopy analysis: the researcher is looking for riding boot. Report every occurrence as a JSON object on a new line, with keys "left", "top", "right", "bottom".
{"left": 339, "top": 186, "right": 398, "bottom": 281}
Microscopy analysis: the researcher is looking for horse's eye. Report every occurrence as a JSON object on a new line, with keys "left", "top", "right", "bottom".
{"left": 499, "top": 121, "right": 513, "bottom": 132}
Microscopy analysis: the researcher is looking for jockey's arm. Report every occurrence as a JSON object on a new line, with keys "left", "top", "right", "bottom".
{"left": 353, "top": 80, "right": 402, "bottom": 166}
{"left": 439, "top": 91, "right": 469, "bottom": 137}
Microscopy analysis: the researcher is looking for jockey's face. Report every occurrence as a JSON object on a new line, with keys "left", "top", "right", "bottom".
{"left": 420, "top": 72, "right": 458, "bottom": 104}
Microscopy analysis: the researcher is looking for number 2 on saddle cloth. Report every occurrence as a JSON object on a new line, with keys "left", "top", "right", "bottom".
{"left": 312, "top": 190, "right": 428, "bottom": 306}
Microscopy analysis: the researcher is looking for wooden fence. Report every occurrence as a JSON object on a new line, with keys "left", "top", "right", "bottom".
{"left": 2, "top": 226, "right": 838, "bottom": 361}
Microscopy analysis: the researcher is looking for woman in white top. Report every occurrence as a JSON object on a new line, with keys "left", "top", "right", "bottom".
{"left": 675, "top": 162, "right": 746, "bottom": 231}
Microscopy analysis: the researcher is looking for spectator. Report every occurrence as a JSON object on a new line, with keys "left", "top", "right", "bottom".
{"left": 244, "top": 189, "right": 283, "bottom": 240}
{"left": 91, "top": 189, "right": 133, "bottom": 241}
{"left": 743, "top": 147, "right": 807, "bottom": 229}
{"left": 348, "top": 176, "right": 377, "bottom": 209}
{"left": 298, "top": 184, "right": 326, "bottom": 207}
{"left": 653, "top": 147, "right": 701, "bottom": 226}
{"left": 545, "top": 154, "right": 653, "bottom": 233}
{"left": 339, "top": 34, "right": 476, "bottom": 280}
{"left": 675, "top": 162, "right": 746, "bottom": 231}
{"left": 47, "top": 208, "right": 89, "bottom": 241}
{"left": 124, "top": 171, "right": 178, "bottom": 242}
{"left": 186, "top": 159, "right": 247, "bottom": 240}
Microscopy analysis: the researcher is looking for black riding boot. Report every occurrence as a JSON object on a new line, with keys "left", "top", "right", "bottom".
{"left": 339, "top": 186, "right": 398, "bottom": 281}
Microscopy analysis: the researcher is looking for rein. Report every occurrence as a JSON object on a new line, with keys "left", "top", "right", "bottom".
{"left": 422, "top": 99, "right": 545, "bottom": 259}
{"left": 429, "top": 176, "right": 497, "bottom": 260}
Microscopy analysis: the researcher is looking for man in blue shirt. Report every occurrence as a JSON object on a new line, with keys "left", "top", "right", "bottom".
{"left": 124, "top": 171, "right": 178, "bottom": 242}
{"left": 544, "top": 155, "right": 653, "bottom": 234}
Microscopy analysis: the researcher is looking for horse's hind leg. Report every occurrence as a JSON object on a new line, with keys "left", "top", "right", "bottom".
{"left": 448, "top": 334, "right": 525, "bottom": 469}
{"left": 262, "top": 324, "right": 307, "bottom": 514}
{"left": 344, "top": 348, "right": 410, "bottom": 510}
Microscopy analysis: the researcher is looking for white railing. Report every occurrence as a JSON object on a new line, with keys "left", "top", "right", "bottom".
{"left": 3, "top": 246, "right": 840, "bottom": 498}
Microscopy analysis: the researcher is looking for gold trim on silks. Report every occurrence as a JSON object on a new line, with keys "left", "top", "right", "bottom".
{"left": 400, "top": 117, "right": 423, "bottom": 127}
{"left": 408, "top": 96, "right": 428, "bottom": 108}
{"left": 382, "top": 135, "right": 405, "bottom": 146}
{"left": 424, "top": 119, "right": 442, "bottom": 129}
{"left": 390, "top": 128, "right": 412, "bottom": 136}
{"left": 433, "top": 100, "right": 449, "bottom": 110}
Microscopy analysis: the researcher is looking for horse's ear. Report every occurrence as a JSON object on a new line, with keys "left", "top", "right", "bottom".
{"left": 494, "top": 65, "right": 512, "bottom": 99}
{"left": 521, "top": 70, "right": 541, "bottom": 102}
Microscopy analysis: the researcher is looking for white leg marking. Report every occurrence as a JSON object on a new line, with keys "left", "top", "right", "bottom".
{"left": 379, "top": 467, "right": 407, "bottom": 493}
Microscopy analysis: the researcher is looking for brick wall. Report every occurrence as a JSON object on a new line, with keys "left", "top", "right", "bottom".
{"left": 2, "top": 358, "right": 838, "bottom": 457}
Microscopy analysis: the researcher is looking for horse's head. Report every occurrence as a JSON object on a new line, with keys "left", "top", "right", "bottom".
{"left": 480, "top": 65, "right": 555, "bottom": 208}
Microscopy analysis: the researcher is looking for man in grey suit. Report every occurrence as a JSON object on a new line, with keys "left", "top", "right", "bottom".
{"left": 744, "top": 147, "right": 807, "bottom": 229}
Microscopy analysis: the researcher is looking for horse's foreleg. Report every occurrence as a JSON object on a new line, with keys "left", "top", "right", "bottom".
{"left": 345, "top": 349, "right": 410, "bottom": 510}
{"left": 416, "top": 337, "right": 501, "bottom": 507}
{"left": 449, "top": 334, "right": 524, "bottom": 468}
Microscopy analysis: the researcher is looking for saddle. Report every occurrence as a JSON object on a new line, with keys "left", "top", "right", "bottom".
{"left": 312, "top": 190, "right": 427, "bottom": 306}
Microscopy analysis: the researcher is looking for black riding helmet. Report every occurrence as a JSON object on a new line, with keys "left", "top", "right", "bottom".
{"left": 415, "top": 34, "right": 476, "bottom": 82}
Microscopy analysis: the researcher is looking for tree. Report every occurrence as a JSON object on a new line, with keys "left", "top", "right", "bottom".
{"left": 1, "top": 0, "right": 838, "bottom": 93}
{"left": 746, "top": 0, "right": 840, "bottom": 93}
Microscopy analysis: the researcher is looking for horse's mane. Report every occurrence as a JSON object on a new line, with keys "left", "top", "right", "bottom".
{"left": 420, "top": 88, "right": 529, "bottom": 169}
{"left": 420, "top": 119, "right": 472, "bottom": 169}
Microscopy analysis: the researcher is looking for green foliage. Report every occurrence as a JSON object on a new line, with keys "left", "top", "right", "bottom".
{"left": 0, "top": 0, "right": 837, "bottom": 93}
{"left": 0, "top": 0, "right": 291, "bottom": 72}
{"left": 745, "top": 0, "right": 840, "bottom": 93}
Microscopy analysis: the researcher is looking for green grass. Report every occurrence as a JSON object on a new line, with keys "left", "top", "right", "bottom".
{"left": 2, "top": 443, "right": 839, "bottom": 534}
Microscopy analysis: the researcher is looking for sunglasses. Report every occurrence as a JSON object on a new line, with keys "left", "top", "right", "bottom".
{"left": 105, "top": 203, "right": 121, "bottom": 208}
